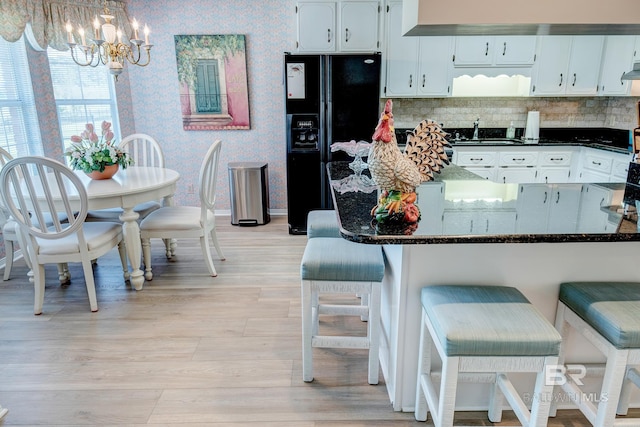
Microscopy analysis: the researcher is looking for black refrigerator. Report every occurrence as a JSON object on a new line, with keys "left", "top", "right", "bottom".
{"left": 285, "top": 53, "right": 381, "bottom": 234}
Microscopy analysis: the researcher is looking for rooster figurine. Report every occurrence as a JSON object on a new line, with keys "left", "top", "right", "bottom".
{"left": 368, "top": 99, "right": 451, "bottom": 229}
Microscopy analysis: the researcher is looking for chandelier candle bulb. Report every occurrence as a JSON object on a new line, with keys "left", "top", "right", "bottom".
{"left": 78, "top": 27, "right": 86, "bottom": 46}
{"left": 132, "top": 18, "right": 139, "bottom": 40}
{"left": 93, "top": 17, "right": 100, "bottom": 40}
{"left": 66, "top": 22, "right": 74, "bottom": 44}
{"left": 144, "top": 24, "right": 150, "bottom": 45}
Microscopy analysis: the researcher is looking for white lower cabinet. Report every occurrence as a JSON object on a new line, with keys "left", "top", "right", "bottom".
{"left": 577, "top": 184, "right": 615, "bottom": 233}
{"left": 416, "top": 182, "right": 444, "bottom": 234}
{"left": 516, "top": 183, "right": 582, "bottom": 233}
{"left": 575, "top": 148, "right": 632, "bottom": 183}
{"left": 443, "top": 210, "right": 516, "bottom": 235}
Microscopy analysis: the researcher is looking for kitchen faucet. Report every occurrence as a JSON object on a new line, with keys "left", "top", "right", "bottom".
{"left": 472, "top": 118, "right": 480, "bottom": 140}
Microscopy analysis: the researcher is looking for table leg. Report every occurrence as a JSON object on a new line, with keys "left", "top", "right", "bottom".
{"left": 119, "top": 207, "right": 145, "bottom": 290}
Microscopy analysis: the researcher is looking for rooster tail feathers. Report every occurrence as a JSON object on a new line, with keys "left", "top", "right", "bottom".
{"left": 403, "top": 119, "right": 451, "bottom": 182}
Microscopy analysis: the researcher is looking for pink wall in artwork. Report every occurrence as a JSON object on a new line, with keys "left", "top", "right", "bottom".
{"left": 225, "top": 52, "right": 250, "bottom": 127}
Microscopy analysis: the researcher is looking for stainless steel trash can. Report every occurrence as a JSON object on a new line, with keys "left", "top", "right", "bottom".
{"left": 228, "top": 162, "right": 270, "bottom": 226}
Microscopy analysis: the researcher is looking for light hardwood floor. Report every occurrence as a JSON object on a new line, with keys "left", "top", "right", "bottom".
{"left": 0, "top": 215, "right": 635, "bottom": 426}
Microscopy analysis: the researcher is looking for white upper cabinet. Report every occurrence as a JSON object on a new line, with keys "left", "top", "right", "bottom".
{"left": 454, "top": 36, "right": 536, "bottom": 67}
{"left": 338, "top": 2, "right": 381, "bottom": 52}
{"left": 598, "top": 36, "right": 636, "bottom": 96}
{"left": 296, "top": 1, "right": 380, "bottom": 53}
{"left": 531, "top": 36, "right": 604, "bottom": 96}
{"left": 296, "top": 2, "right": 336, "bottom": 52}
{"left": 383, "top": 1, "right": 452, "bottom": 97}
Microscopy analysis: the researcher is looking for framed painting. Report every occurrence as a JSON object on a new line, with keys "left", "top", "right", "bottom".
{"left": 174, "top": 34, "right": 250, "bottom": 130}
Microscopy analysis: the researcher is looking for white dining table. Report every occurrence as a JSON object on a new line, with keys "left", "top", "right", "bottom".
{"left": 74, "top": 166, "right": 181, "bottom": 290}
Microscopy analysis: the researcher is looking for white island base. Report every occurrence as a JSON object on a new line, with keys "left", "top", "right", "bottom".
{"left": 379, "top": 241, "right": 640, "bottom": 413}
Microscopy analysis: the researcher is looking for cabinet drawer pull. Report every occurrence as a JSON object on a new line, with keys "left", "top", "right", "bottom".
{"left": 572, "top": 73, "right": 577, "bottom": 86}
{"left": 327, "top": 29, "right": 332, "bottom": 43}
{"left": 556, "top": 191, "right": 560, "bottom": 204}
{"left": 469, "top": 157, "right": 484, "bottom": 161}
{"left": 503, "top": 42, "right": 507, "bottom": 56}
{"left": 409, "top": 74, "right": 413, "bottom": 88}
{"left": 559, "top": 73, "right": 563, "bottom": 86}
{"left": 621, "top": 71, "right": 625, "bottom": 85}
{"left": 549, "top": 157, "right": 564, "bottom": 162}
{"left": 345, "top": 28, "right": 350, "bottom": 43}
{"left": 543, "top": 191, "right": 548, "bottom": 204}
{"left": 422, "top": 74, "right": 426, "bottom": 88}
{"left": 485, "top": 42, "right": 489, "bottom": 56}
{"left": 512, "top": 157, "right": 525, "bottom": 162}
{"left": 592, "top": 161, "right": 602, "bottom": 166}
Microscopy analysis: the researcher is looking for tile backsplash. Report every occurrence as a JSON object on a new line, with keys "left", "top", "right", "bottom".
{"left": 389, "top": 97, "right": 640, "bottom": 131}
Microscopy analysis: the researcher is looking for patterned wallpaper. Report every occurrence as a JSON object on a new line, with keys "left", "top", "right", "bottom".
{"left": 125, "top": 0, "right": 296, "bottom": 212}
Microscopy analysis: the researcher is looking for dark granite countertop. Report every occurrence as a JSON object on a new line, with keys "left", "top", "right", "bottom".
{"left": 328, "top": 161, "right": 640, "bottom": 244}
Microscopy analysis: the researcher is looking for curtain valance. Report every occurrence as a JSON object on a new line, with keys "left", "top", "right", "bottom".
{"left": 0, "top": 0, "right": 132, "bottom": 51}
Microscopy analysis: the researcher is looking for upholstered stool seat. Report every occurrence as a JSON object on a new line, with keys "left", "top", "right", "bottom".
{"left": 306, "top": 210, "right": 340, "bottom": 238}
{"left": 415, "top": 285, "right": 561, "bottom": 427}
{"left": 553, "top": 282, "right": 640, "bottom": 427}
{"left": 300, "top": 237, "right": 384, "bottom": 384}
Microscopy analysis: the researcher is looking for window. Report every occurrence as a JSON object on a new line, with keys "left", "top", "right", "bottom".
{"left": 47, "top": 48, "right": 120, "bottom": 149}
{"left": 0, "top": 37, "right": 43, "bottom": 157}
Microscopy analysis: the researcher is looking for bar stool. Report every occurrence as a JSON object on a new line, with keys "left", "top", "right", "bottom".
{"left": 300, "top": 236, "right": 384, "bottom": 384}
{"left": 553, "top": 281, "right": 640, "bottom": 427}
{"left": 306, "top": 210, "right": 340, "bottom": 238}
{"left": 415, "top": 285, "right": 561, "bottom": 427}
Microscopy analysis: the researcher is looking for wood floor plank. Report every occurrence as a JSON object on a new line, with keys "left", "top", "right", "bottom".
{"left": 0, "top": 215, "right": 630, "bottom": 426}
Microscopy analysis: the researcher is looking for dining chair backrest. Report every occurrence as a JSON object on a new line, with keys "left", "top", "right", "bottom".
{"left": 0, "top": 147, "right": 14, "bottom": 224}
{"left": 199, "top": 140, "right": 222, "bottom": 219}
{"left": 120, "top": 133, "right": 165, "bottom": 168}
{"left": 0, "top": 157, "right": 87, "bottom": 244}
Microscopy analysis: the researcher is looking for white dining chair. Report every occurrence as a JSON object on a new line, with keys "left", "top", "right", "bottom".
{"left": 0, "top": 156, "right": 128, "bottom": 314}
{"left": 140, "top": 140, "right": 225, "bottom": 280}
{"left": 85, "top": 133, "right": 165, "bottom": 222}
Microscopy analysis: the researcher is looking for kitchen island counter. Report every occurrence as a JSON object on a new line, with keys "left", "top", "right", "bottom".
{"left": 327, "top": 161, "right": 640, "bottom": 413}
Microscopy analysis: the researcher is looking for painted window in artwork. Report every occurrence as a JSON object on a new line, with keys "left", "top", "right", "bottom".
{"left": 195, "top": 60, "right": 221, "bottom": 114}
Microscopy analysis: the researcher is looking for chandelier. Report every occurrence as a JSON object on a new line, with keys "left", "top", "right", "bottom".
{"left": 65, "top": 4, "right": 152, "bottom": 80}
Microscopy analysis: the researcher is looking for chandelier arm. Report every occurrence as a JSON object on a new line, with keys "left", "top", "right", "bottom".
{"left": 68, "top": 44, "right": 101, "bottom": 68}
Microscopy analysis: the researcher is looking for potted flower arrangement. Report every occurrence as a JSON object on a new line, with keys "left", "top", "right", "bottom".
{"left": 65, "top": 121, "right": 133, "bottom": 179}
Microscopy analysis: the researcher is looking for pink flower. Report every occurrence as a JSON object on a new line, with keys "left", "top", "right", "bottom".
{"left": 85, "top": 123, "right": 94, "bottom": 133}
{"left": 81, "top": 130, "right": 90, "bottom": 140}
{"left": 104, "top": 130, "right": 114, "bottom": 142}
{"left": 70, "top": 135, "right": 82, "bottom": 143}
{"left": 101, "top": 121, "right": 111, "bottom": 132}
{"left": 89, "top": 132, "right": 99, "bottom": 143}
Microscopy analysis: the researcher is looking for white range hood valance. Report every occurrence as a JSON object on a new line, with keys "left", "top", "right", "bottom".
{"left": 402, "top": 0, "right": 640, "bottom": 36}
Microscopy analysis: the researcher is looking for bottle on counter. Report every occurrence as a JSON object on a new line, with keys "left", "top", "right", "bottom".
{"left": 506, "top": 121, "right": 516, "bottom": 139}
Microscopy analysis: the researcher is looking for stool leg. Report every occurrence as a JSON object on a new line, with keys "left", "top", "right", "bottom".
{"left": 617, "top": 367, "right": 640, "bottom": 415}
{"left": 367, "top": 282, "right": 381, "bottom": 385}
{"left": 360, "top": 293, "right": 369, "bottom": 321}
{"left": 488, "top": 375, "right": 505, "bottom": 422}
{"left": 438, "top": 356, "right": 459, "bottom": 427}
{"left": 550, "top": 302, "right": 569, "bottom": 418}
{"left": 301, "top": 279, "right": 314, "bottom": 382}
{"left": 594, "top": 347, "right": 628, "bottom": 427}
{"left": 415, "top": 309, "right": 431, "bottom": 422}
{"left": 530, "top": 356, "right": 559, "bottom": 427}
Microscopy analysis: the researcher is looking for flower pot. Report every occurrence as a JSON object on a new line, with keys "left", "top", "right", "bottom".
{"left": 86, "top": 164, "right": 119, "bottom": 180}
